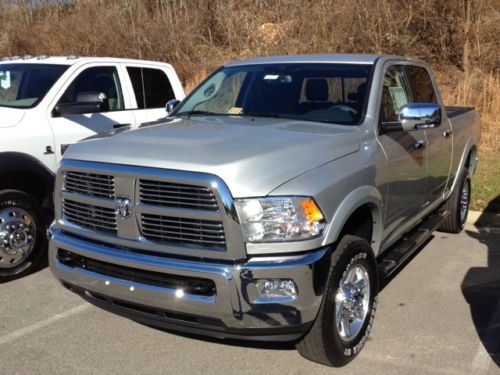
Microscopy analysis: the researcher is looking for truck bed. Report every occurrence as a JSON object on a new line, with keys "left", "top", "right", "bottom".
{"left": 446, "top": 106, "right": 474, "bottom": 118}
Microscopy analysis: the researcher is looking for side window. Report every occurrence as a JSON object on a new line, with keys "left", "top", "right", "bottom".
{"left": 58, "top": 66, "right": 124, "bottom": 111}
{"left": 127, "top": 67, "right": 175, "bottom": 109}
{"left": 380, "top": 65, "right": 413, "bottom": 122}
{"left": 405, "top": 65, "right": 438, "bottom": 103}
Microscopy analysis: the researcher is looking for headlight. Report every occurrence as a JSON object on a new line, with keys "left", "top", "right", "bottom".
{"left": 235, "top": 197, "right": 326, "bottom": 242}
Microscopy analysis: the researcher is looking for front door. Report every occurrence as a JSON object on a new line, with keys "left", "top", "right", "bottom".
{"left": 377, "top": 65, "right": 428, "bottom": 238}
{"left": 48, "top": 65, "right": 136, "bottom": 163}
{"left": 405, "top": 65, "right": 453, "bottom": 204}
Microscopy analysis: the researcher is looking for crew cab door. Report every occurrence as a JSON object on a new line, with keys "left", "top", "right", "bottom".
{"left": 405, "top": 65, "right": 453, "bottom": 204}
{"left": 377, "top": 64, "right": 428, "bottom": 235}
{"left": 122, "top": 64, "right": 181, "bottom": 124}
{"left": 47, "top": 64, "right": 137, "bottom": 162}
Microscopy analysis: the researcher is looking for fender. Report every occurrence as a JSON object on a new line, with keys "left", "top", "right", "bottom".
{"left": 322, "top": 185, "right": 384, "bottom": 256}
{"left": 0, "top": 151, "right": 55, "bottom": 201}
{"left": 446, "top": 136, "right": 478, "bottom": 200}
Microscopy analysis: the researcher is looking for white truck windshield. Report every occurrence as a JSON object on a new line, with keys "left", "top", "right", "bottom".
{"left": 0, "top": 63, "right": 69, "bottom": 108}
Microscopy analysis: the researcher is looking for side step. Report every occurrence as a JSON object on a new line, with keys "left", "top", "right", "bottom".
{"left": 378, "top": 209, "right": 450, "bottom": 279}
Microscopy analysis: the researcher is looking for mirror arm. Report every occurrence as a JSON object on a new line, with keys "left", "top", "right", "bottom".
{"left": 379, "top": 121, "right": 403, "bottom": 134}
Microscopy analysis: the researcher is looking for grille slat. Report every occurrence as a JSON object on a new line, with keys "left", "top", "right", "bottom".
{"left": 63, "top": 199, "right": 117, "bottom": 234}
{"left": 64, "top": 171, "right": 115, "bottom": 199}
{"left": 139, "top": 180, "right": 218, "bottom": 211}
{"left": 141, "top": 214, "right": 226, "bottom": 248}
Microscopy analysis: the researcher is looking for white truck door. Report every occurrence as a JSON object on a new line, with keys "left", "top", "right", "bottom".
{"left": 123, "top": 64, "right": 182, "bottom": 125}
{"left": 47, "top": 64, "right": 137, "bottom": 163}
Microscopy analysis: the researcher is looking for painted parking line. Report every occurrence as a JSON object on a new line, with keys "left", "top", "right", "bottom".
{"left": 0, "top": 303, "right": 90, "bottom": 346}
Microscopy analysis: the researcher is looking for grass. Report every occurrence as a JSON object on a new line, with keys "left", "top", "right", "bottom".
{"left": 471, "top": 152, "right": 500, "bottom": 212}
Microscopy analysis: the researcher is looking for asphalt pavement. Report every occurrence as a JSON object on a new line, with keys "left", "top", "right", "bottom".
{"left": 1, "top": 223, "right": 499, "bottom": 375}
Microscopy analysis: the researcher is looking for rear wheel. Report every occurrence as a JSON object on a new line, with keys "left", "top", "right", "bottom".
{"left": 439, "top": 168, "right": 470, "bottom": 233}
{"left": 297, "top": 235, "right": 378, "bottom": 367}
{"left": 0, "top": 190, "right": 47, "bottom": 279}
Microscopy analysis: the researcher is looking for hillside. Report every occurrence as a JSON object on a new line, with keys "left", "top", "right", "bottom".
{"left": 0, "top": 0, "right": 498, "bottom": 209}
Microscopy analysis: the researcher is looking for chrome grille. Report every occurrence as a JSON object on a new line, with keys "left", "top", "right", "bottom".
{"left": 141, "top": 214, "right": 226, "bottom": 248}
{"left": 64, "top": 171, "right": 115, "bottom": 199}
{"left": 63, "top": 199, "right": 117, "bottom": 234}
{"left": 139, "top": 180, "right": 218, "bottom": 211}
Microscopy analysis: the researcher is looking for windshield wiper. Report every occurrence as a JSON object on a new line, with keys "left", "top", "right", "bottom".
{"left": 239, "top": 112, "right": 301, "bottom": 121}
{"left": 176, "top": 110, "right": 224, "bottom": 116}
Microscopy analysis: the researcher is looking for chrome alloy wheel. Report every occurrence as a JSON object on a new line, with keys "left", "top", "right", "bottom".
{"left": 335, "top": 263, "right": 370, "bottom": 342}
{"left": 460, "top": 180, "right": 470, "bottom": 224}
{"left": 0, "top": 207, "right": 36, "bottom": 268}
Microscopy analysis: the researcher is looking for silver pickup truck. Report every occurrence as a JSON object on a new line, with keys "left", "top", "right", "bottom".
{"left": 49, "top": 54, "right": 480, "bottom": 366}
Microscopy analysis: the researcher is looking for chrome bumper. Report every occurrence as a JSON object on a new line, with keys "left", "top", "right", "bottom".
{"left": 49, "top": 228, "right": 330, "bottom": 341}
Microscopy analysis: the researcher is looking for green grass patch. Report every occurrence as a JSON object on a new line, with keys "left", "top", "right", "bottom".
{"left": 471, "top": 152, "right": 500, "bottom": 212}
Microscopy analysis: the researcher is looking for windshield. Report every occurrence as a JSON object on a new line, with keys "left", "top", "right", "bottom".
{"left": 0, "top": 63, "right": 69, "bottom": 108}
{"left": 175, "top": 63, "right": 372, "bottom": 125}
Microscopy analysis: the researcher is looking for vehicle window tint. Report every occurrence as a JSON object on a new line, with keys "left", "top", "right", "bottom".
{"left": 380, "top": 65, "right": 412, "bottom": 122}
{"left": 406, "top": 65, "right": 438, "bottom": 103}
{"left": 58, "top": 66, "right": 124, "bottom": 111}
{"left": 127, "top": 67, "right": 175, "bottom": 109}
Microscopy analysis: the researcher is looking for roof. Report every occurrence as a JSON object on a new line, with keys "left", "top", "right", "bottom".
{"left": 0, "top": 56, "right": 170, "bottom": 66}
{"left": 224, "top": 53, "right": 424, "bottom": 67}
{"left": 225, "top": 54, "right": 385, "bottom": 67}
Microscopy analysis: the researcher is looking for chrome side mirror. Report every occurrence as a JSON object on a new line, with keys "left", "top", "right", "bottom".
{"left": 166, "top": 99, "right": 181, "bottom": 115}
{"left": 399, "top": 103, "right": 441, "bottom": 131}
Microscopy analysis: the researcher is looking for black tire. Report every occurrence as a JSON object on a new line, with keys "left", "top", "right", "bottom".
{"left": 297, "top": 235, "right": 378, "bottom": 367}
{"left": 439, "top": 168, "right": 470, "bottom": 234}
{"left": 0, "top": 190, "right": 47, "bottom": 280}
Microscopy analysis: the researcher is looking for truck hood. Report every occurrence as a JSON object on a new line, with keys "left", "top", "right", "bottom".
{"left": 0, "top": 107, "right": 25, "bottom": 128}
{"left": 65, "top": 116, "right": 360, "bottom": 197}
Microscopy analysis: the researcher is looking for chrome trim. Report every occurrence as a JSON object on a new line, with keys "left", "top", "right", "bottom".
{"left": 55, "top": 159, "right": 246, "bottom": 260}
{"left": 49, "top": 227, "right": 328, "bottom": 331}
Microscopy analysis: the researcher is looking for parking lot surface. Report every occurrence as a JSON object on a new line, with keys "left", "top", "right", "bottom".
{"left": 1, "top": 224, "right": 499, "bottom": 375}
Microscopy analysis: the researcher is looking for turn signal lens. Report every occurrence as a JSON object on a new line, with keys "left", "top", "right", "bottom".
{"left": 300, "top": 199, "right": 324, "bottom": 222}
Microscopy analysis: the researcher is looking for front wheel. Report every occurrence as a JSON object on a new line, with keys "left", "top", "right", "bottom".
{"left": 0, "top": 190, "right": 47, "bottom": 279}
{"left": 297, "top": 235, "right": 378, "bottom": 367}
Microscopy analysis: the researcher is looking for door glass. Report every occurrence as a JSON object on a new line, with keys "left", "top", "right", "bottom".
{"left": 127, "top": 67, "right": 175, "bottom": 109}
{"left": 405, "top": 65, "right": 438, "bottom": 103}
{"left": 380, "top": 65, "right": 413, "bottom": 122}
{"left": 58, "top": 66, "right": 124, "bottom": 111}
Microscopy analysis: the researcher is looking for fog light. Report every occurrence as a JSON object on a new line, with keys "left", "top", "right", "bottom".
{"left": 254, "top": 279, "right": 297, "bottom": 303}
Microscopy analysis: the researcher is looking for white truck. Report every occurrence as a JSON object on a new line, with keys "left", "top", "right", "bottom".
{"left": 0, "top": 56, "right": 185, "bottom": 278}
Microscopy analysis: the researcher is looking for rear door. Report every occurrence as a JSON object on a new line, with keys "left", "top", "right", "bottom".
{"left": 124, "top": 65, "right": 179, "bottom": 124}
{"left": 377, "top": 64, "right": 428, "bottom": 236}
{"left": 48, "top": 64, "right": 137, "bottom": 162}
{"left": 405, "top": 65, "right": 453, "bottom": 205}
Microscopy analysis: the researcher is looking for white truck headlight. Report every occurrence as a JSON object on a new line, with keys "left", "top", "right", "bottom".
{"left": 235, "top": 197, "right": 326, "bottom": 242}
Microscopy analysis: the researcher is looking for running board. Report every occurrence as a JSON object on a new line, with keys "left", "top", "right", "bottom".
{"left": 378, "top": 209, "right": 450, "bottom": 279}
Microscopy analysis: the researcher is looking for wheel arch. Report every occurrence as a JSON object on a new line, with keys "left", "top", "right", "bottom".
{"left": 0, "top": 152, "right": 55, "bottom": 209}
{"left": 322, "top": 186, "right": 383, "bottom": 256}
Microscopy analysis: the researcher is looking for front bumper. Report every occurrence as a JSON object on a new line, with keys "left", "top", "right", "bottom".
{"left": 49, "top": 228, "right": 331, "bottom": 341}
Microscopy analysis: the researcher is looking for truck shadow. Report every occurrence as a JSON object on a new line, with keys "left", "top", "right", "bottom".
{"left": 461, "top": 196, "right": 500, "bottom": 367}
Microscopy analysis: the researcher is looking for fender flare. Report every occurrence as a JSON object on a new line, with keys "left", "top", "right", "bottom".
{"left": 447, "top": 136, "right": 477, "bottom": 197}
{"left": 322, "top": 185, "right": 384, "bottom": 255}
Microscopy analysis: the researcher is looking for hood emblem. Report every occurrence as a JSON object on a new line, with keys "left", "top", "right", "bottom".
{"left": 116, "top": 198, "right": 132, "bottom": 219}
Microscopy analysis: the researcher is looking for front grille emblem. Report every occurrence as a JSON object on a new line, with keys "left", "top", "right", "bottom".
{"left": 116, "top": 198, "right": 132, "bottom": 219}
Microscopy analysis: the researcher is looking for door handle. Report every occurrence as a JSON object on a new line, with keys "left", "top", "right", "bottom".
{"left": 44, "top": 146, "right": 54, "bottom": 155}
{"left": 113, "top": 123, "right": 131, "bottom": 129}
{"left": 413, "top": 140, "right": 427, "bottom": 149}
{"left": 442, "top": 129, "right": 453, "bottom": 138}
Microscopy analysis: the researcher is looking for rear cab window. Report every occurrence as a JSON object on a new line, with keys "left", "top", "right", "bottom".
{"left": 126, "top": 67, "right": 175, "bottom": 109}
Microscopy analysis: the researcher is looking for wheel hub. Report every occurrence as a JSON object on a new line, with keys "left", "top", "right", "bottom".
{"left": 335, "top": 264, "right": 370, "bottom": 342}
{"left": 0, "top": 208, "right": 35, "bottom": 268}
